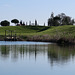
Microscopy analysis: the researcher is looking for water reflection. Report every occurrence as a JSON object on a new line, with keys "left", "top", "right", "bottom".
{"left": 0, "top": 45, "right": 48, "bottom": 62}
{"left": 0, "top": 44, "right": 75, "bottom": 66}
{"left": 48, "top": 44, "right": 75, "bottom": 66}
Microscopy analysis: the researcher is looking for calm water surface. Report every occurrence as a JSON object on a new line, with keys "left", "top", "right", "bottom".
{"left": 0, "top": 41, "right": 75, "bottom": 75}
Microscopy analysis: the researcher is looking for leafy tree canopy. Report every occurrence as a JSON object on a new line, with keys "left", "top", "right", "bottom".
{"left": 48, "top": 12, "right": 75, "bottom": 26}
{"left": 11, "top": 19, "right": 19, "bottom": 25}
{"left": 0, "top": 20, "right": 10, "bottom": 26}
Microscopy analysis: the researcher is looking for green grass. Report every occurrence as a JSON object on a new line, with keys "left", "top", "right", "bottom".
{"left": 0, "top": 26, "right": 49, "bottom": 35}
{"left": 38, "top": 25, "right": 75, "bottom": 39}
{"left": 0, "top": 25, "right": 75, "bottom": 43}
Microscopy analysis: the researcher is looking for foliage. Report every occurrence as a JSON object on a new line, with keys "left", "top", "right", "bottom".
{"left": 0, "top": 25, "right": 74, "bottom": 44}
{"left": 22, "top": 22, "right": 25, "bottom": 26}
{"left": 11, "top": 19, "right": 19, "bottom": 25}
{"left": 48, "top": 13, "right": 75, "bottom": 26}
{"left": 20, "top": 20, "right": 25, "bottom": 26}
{"left": 0, "top": 26, "right": 49, "bottom": 35}
{"left": 20, "top": 20, "right": 22, "bottom": 25}
{"left": 35, "top": 19, "right": 37, "bottom": 26}
{"left": 0, "top": 20, "right": 10, "bottom": 26}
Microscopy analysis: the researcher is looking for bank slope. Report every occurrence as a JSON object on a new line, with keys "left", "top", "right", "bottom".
{"left": 0, "top": 26, "right": 49, "bottom": 35}
{"left": 27, "top": 25, "right": 75, "bottom": 44}
{"left": 0, "top": 25, "right": 75, "bottom": 44}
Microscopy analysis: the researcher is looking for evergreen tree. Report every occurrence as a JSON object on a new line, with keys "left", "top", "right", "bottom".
{"left": 35, "top": 19, "right": 37, "bottom": 26}
{"left": 20, "top": 20, "right": 23, "bottom": 25}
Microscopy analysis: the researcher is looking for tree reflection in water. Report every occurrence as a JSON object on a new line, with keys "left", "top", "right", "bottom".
{"left": 0, "top": 45, "right": 48, "bottom": 61}
{"left": 0, "top": 44, "right": 75, "bottom": 66}
{"left": 48, "top": 44, "right": 75, "bottom": 66}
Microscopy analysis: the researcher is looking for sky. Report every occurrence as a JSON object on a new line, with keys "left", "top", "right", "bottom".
{"left": 0, "top": 0, "right": 75, "bottom": 25}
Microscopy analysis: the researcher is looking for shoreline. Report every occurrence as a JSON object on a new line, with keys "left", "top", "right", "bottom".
{"left": 0, "top": 25, "right": 74, "bottom": 45}
{"left": 0, "top": 36, "right": 75, "bottom": 45}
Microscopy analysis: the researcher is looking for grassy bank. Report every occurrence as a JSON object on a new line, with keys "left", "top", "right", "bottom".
{"left": 0, "top": 25, "right": 75, "bottom": 44}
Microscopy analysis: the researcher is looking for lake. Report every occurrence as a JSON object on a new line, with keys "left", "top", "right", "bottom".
{"left": 0, "top": 41, "right": 75, "bottom": 75}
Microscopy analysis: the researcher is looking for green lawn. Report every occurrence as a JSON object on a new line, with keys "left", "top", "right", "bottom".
{"left": 0, "top": 26, "right": 49, "bottom": 35}
{"left": 39, "top": 25, "right": 75, "bottom": 38}
{"left": 0, "top": 25, "right": 75, "bottom": 43}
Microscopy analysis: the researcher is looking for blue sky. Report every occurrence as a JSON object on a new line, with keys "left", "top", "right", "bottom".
{"left": 0, "top": 0, "right": 75, "bottom": 25}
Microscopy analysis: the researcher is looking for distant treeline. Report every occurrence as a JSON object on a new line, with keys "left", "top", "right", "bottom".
{"left": 48, "top": 12, "right": 75, "bottom": 26}
{"left": 0, "top": 19, "right": 39, "bottom": 26}
{"left": 0, "top": 12, "right": 75, "bottom": 26}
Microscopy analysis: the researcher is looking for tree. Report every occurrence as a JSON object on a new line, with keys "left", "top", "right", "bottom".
{"left": 20, "top": 20, "right": 25, "bottom": 26}
{"left": 71, "top": 19, "right": 75, "bottom": 25}
{"left": 62, "top": 16, "right": 70, "bottom": 25}
{"left": 0, "top": 20, "right": 10, "bottom": 26}
{"left": 20, "top": 20, "right": 23, "bottom": 25}
{"left": 35, "top": 19, "right": 37, "bottom": 26}
{"left": 26, "top": 22, "right": 28, "bottom": 26}
{"left": 48, "top": 13, "right": 75, "bottom": 26}
{"left": 29, "top": 21, "right": 31, "bottom": 25}
{"left": 22, "top": 22, "right": 25, "bottom": 26}
{"left": 11, "top": 19, "right": 19, "bottom": 25}
{"left": 57, "top": 13, "right": 67, "bottom": 25}
{"left": 53, "top": 16, "right": 61, "bottom": 26}
{"left": 48, "top": 12, "right": 54, "bottom": 26}
{"left": 48, "top": 18, "right": 53, "bottom": 26}
{"left": 44, "top": 23, "right": 45, "bottom": 26}
{"left": 50, "top": 12, "right": 54, "bottom": 19}
{"left": 57, "top": 13, "right": 74, "bottom": 25}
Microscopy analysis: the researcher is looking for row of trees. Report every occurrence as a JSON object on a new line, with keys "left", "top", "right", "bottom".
{"left": 48, "top": 12, "right": 75, "bottom": 26}
{"left": 0, "top": 13, "right": 75, "bottom": 26}
{"left": 0, "top": 19, "right": 38, "bottom": 26}
{"left": 0, "top": 19, "right": 18, "bottom": 26}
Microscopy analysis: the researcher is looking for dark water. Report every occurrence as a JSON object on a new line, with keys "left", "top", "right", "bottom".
{"left": 0, "top": 41, "right": 75, "bottom": 75}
